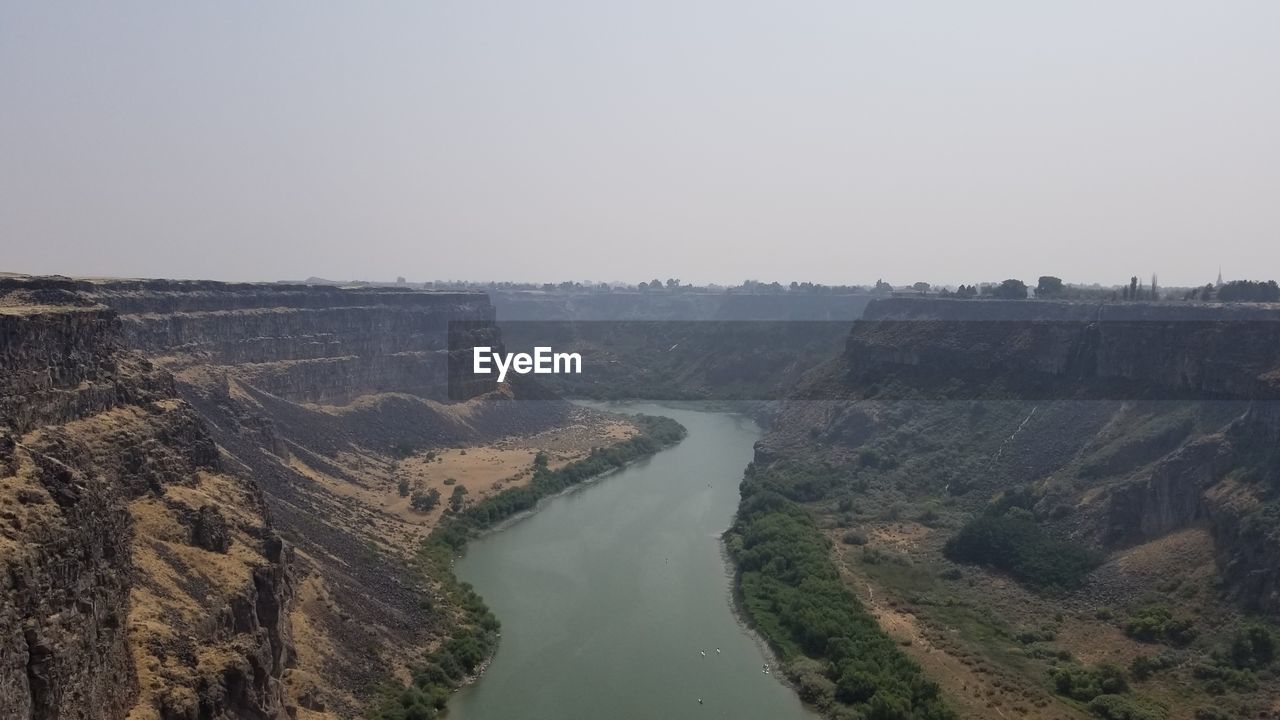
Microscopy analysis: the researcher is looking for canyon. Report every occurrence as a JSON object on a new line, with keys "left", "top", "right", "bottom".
{"left": 745, "top": 297, "right": 1280, "bottom": 719}
{"left": 5, "top": 280, "right": 1280, "bottom": 720}
{"left": 0, "top": 277, "right": 609, "bottom": 719}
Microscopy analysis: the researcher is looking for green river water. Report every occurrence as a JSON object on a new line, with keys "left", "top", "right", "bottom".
{"left": 447, "top": 403, "right": 814, "bottom": 720}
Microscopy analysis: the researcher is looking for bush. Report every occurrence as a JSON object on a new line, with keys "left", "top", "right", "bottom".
{"left": 1123, "top": 605, "right": 1197, "bottom": 646}
{"left": 944, "top": 510, "right": 1099, "bottom": 589}
{"left": 1227, "top": 625, "right": 1275, "bottom": 669}
{"left": 1128, "top": 653, "right": 1175, "bottom": 681}
{"left": 727, "top": 475, "right": 954, "bottom": 719}
{"left": 841, "top": 530, "right": 868, "bottom": 546}
{"left": 410, "top": 488, "right": 441, "bottom": 512}
{"left": 1052, "top": 664, "right": 1128, "bottom": 702}
{"left": 1087, "top": 694, "right": 1167, "bottom": 720}
{"left": 448, "top": 485, "right": 468, "bottom": 512}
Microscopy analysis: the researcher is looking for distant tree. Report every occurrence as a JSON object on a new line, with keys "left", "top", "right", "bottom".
{"left": 1129, "top": 276, "right": 1139, "bottom": 301}
{"left": 448, "top": 485, "right": 468, "bottom": 512}
{"left": 1199, "top": 284, "right": 1214, "bottom": 301}
{"left": 1151, "top": 273, "right": 1160, "bottom": 301}
{"left": 650, "top": 279, "right": 663, "bottom": 290}
{"left": 637, "top": 281, "right": 649, "bottom": 291}
{"left": 533, "top": 451, "right": 549, "bottom": 470}
{"left": 665, "top": 278, "right": 680, "bottom": 288}
{"left": 1219, "top": 280, "right": 1280, "bottom": 303}
{"left": 398, "top": 477, "right": 411, "bottom": 497}
{"left": 410, "top": 488, "right": 441, "bottom": 512}
{"left": 873, "top": 279, "right": 893, "bottom": 294}
{"left": 954, "top": 284, "right": 977, "bottom": 299}
{"left": 1036, "top": 276, "right": 1064, "bottom": 298}
{"left": 992, "top": 279, "right": 1028, "bottom": 299}
{"left": 911, "top": 282, "right": 931, "bottom": 295}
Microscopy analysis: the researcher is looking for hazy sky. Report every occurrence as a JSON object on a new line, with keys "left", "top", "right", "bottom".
{"left": 2, "top": 2, "right": 1277, "bottom": 287}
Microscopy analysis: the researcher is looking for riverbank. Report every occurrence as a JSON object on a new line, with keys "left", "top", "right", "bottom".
{"left": 365, "top": 413, "right": 687, "bottom": 720}
{"left": 723, "top": 461, "right": 956, "bottom": 720}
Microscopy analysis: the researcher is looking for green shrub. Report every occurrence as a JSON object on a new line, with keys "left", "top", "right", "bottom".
{"left": 1123, "top": 605, "right": 1197, "bottom": 646}
{"left": 1052, "top": 664, "right": 1128, "bottom": 702}
{"left": 727, "top": 471, "right": 954, "bottom": 719}
{"left": 1087, "top": 693, "right": 1167, "bottom": 720}
{"left": 944, "top": 510, "right": 1099, "bottom": 589}
{"left": 1227, "top": 625, "right": 1275, "bottom": 669}
{"left": 410, "top": 488, "right": 441, "bottom": 512}
{"left": 1129, "top": 653, "right": 1175, "bottom": 681}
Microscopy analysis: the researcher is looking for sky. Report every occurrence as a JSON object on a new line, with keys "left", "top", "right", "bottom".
{"left": 2, "top": 2, "right": 1278, "bottom": 288}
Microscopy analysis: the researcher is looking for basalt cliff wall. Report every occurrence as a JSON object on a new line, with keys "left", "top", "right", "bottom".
{"left": 767, "top": 297, "right": 1280, "bottom": 614}
{"left": 80, "top": 280, "right": 499, "bottom": 405}
{"left": 1, "top": 285, "right": 293, "bottom": 720}
{"left": 79, "top": 279, "right": 569, "bottom": 717}
{"left": 3, "top": 277, "right": 572, "bottom": 719}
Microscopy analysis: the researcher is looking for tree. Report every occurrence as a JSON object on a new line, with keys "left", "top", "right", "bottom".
{"left": 1219, "top": 280, "right": 1280, "bottom": 303}
{"left": 410, "top": 488, "right": 441, "bottom": 512}
{"left": 873, "top": 279, "right": 893, "bottom": 294}
{"left": 992, "top": 279, "right": 1028, "bottom": 299}
{"left": 911, "top": 282, "right": 931, "bottom": 295}
{"left": 398, "top": 477, "right": 411, "bottom": 497}
{"left": 1036, "top": 276, "right": 1064, "bottom": 298}
{"left": 665, "top": 278, "right": 680, "bottom": 288}
{"left": 1129, "top": 276, "right": 1139, "bottom": 301}
{"left": 448, "top": 485, "right": 468, "bottom": 512}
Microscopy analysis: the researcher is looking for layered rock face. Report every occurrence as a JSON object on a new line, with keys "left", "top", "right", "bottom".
{"left": 73, "top": 279, "right": 568, "bottom": 716}
{"left": 0, "top": 284, "right": 293, "bottom": 720}
{"left": 81, "top": 280, "right": 498, "bottom": 404}
{"left": 841, "top": 298, "right": 1280, "bottom": 401}
{"left": 767, "top": 296, "right": 1280, "bottom": 613}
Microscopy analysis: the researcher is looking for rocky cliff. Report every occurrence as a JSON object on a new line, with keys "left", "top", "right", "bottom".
{"left": 3, "top": 277, "right": 576, "bottom": 719}
{"left": 77, "top": 280, "right": 498, "bottom": 404}
{"left": 73, "top": 279, "right": 570, "bottom": 717}
{"left": 0, "top": 284, "right": 293, "bottom": 720}
{"left": 768, "top": 296, "right": 1280, "bottom": 613}
{"left": 745, "top": 296, "right": 1280, "bottom": 718}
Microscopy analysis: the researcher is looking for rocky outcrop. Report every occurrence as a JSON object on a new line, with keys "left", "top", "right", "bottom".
{"left": 81, "top": 280, "right": 496, "bottom": 405}
{"left": 843, "top": 298, "right": 1280, "bottom": 401}
{"left": 65, "top": 279, "right": 571, "bottom": 716}
{"left": 0, "top": 284, "right": 294, "bottom": 720}
{"left": 768, "top": 296, "right": 1280, "bottom": 614}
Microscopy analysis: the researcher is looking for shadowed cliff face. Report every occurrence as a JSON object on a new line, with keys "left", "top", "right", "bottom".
{"left": 2, "top": 278, "right": 581, "bottom": 719}
{"left": 74, "top": 279, "right": 574, "bottom": 716}
{"left": 763, "top": 297, "right": 1280, "bottom": 614}
{"left": 78, "top": 280, "right": 499, "bottom": 405}
{"left": 0, "top": 286, "right": 293, "bottom": 720}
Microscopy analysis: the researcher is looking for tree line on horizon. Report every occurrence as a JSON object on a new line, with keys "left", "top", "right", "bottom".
{"left": 405, "top": 275, "right": 1280, "bottom": 304}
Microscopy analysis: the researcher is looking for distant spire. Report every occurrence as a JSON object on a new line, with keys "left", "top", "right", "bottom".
{"left": 1216, "top": 266, "right": 1223, "bottom": 288}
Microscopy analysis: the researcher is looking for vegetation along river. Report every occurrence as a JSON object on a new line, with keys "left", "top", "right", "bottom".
{"left": 448, "top": 403, "right": 815, "bottom": 720}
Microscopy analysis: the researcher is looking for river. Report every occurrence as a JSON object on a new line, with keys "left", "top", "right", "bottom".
{"left": 447, "top": 403, "right": 814, "bottom": 720}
